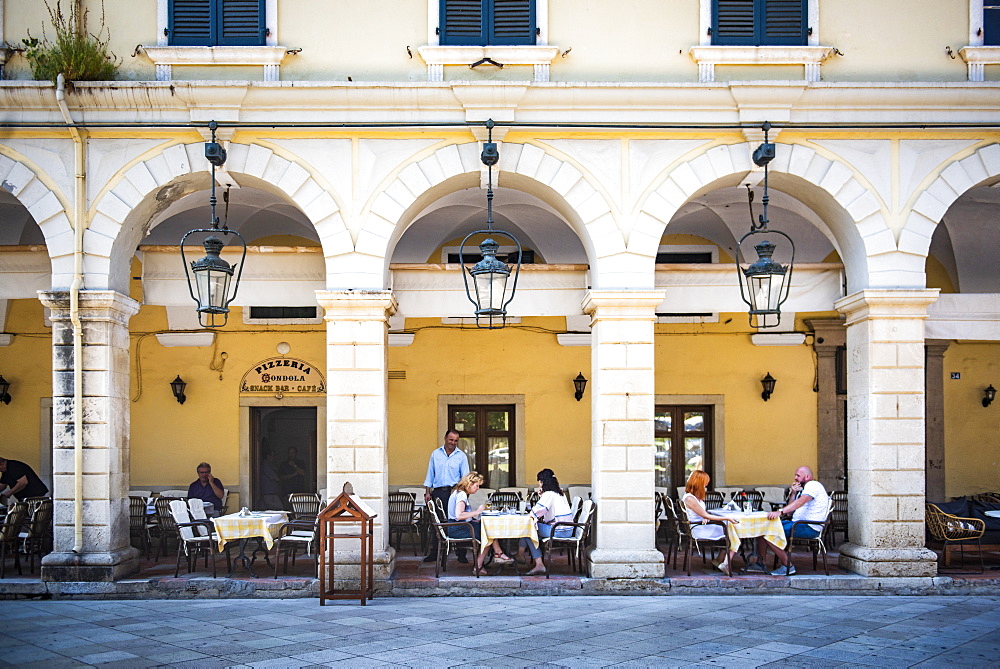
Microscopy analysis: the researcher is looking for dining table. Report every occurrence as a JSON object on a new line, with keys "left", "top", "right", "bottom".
{"left": 715, "top": 508, "right": 787, "bottom": 573}
{"left": 213, "top": 510, "right": 288, "bottom": 577}
{"left": 479, "top": 512, "right": 538, "bottom": 574}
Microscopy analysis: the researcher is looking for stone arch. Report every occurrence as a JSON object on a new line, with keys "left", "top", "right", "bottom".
{"left": 0, "top": 148, "right": 74, "bottom": 287}
{"left": 363, "top": 141, "right": 623, "bottom": 287}
{"left": 634, "top": 141, "right": 892, "bottom": 291}
{"left": 901, "top": 143, "right": 1000, "bottom": 262}
{"left": 91, "top": 141, "right": 350, "bottom": 293}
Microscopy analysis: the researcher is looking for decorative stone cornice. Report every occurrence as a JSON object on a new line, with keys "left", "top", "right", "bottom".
{"left": 959, "top": 46, "right": 1000, "bottom": 81}
{"left": 689, "top": 45, "right": 836, "bottom": 83}
{"left": 417, "top": 45, "right": 560, "bottom": 82}
{"left": 142, "top": 45, "right": 289, "bottom": 82}
{"left": 835, "top": 289, "right": 940, "bottom": 326}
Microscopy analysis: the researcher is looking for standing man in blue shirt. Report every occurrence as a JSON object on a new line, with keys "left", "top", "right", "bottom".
{"left": 423, "top": 429, "right": 470, "bottom": 563}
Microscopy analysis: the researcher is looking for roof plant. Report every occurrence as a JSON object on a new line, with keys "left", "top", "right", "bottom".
{"left": 21, "top": 0, "right": 120, "bottom": 83}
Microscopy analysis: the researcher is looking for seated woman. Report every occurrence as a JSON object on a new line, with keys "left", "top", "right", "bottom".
{"left": 519, "top": 472, "right": 575, "bottom": 576}
{"left": 682, "top": 470, "right": 739, "bottom": 573}
{"left": 447, "top": 472, "right": 512, "bottom": 576}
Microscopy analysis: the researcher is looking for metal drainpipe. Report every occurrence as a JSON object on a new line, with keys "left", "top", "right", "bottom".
{"left": 55, "top": 73, "right": 86, "bottom": 554}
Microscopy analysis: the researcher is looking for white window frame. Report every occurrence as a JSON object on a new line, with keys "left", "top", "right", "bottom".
{"left": 417, "top": 0, "right": 559, "bottom": 82}
{"left": 145, "top": 0, "right": 286, "bottom": 81}
{"left": 960, "top": 1, "right": 1000, "bottom": 81}
{"left": 691, "top": 0, "right": 832, "bottom": 82}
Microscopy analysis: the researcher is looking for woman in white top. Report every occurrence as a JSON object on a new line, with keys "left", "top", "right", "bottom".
{"left": 447, "top": 472, "right": 512, "bottom": 576}
{"left": 682, "top": 470, "right": 739, "bottom": 573}
{"left": 519, "top": 472, "right": 575, "bottom": 576}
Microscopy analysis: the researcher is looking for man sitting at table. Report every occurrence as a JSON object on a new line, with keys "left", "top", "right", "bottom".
{"left": 759, "top": 465, "right": 830, "bottom": 576}
{"left": 187, "top": 462, "right": 225, "bottom": 513}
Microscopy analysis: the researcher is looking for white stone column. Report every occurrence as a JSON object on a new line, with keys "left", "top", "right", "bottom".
{"left": 316, "top": 290, "right": 397, "bottom": 582}
{"left": 582, "top": 290, "right": 665, "bottom": 579}
{"left": 38, "top": 290, "right": 140, "bottom": 582}
{"left": 835, "top": 289, "right": 939, "bottom": 577}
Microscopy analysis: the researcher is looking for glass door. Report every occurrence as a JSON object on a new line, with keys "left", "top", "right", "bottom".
{"left": 654, "top": 405, "right": 712, "bottom": 493}
{"left": 449, "top": 404, "right": 515, "bottom": 489}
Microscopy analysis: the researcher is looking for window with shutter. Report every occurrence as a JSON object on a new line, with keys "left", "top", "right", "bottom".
{"left": 986, "top": 3, "right": 1000, "bottom": 45}
{"left": 168, "top": 0, "right": 265, "bottom": 47}
{"left": 712, "top": 0, "right": 806, "bottom": 46}
{"left": 439, "top": 0, "right": 535, "bottom": 46}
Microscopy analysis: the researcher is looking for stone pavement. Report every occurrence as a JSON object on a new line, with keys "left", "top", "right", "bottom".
{"left": 2, "top": 595, "right": 999, "bottom": 667}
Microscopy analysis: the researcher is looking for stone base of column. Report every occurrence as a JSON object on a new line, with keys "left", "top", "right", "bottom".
{"left": 321, "top": 547, "right": 396, "bottom": 594}
{"left": 587, "top": 548, "right": 665, "bottom": 579}
{"left": 41, "top": 546, "right": 140, "bottom": 582}
{"left": 838, "top": 543, "right": 938, "bottom": 577}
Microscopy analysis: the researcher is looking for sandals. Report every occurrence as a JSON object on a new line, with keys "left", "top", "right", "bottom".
{"left": 493, "top": 553, "right": 514, "bottom": 564}
{"left": 525, "top": 566, "right": 547, "bottom": 576}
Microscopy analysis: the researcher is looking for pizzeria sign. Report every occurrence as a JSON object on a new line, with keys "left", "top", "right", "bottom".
{"left": 240, "top": 357, "right": 326, "bottom": 395}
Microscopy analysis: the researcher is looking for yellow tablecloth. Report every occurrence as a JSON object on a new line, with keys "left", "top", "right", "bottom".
{"left": 213, "top": 511, "right": 288, "bottom": 551}
{"left": 480, "top": 514, "right": 538, "bottom": 554}
{"left": 717, "top": 510, "right": 787, "bottom": 551}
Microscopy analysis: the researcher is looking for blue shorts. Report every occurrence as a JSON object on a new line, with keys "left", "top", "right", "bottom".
{"left": 783, "top": 519, "right": 820, "bottom": 540}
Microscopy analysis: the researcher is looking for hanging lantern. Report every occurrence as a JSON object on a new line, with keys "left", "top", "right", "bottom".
{"left": 459, "top": 119, "right": 521, "bottom": 329}
{"left": 736, "top": 121, "right": 795, "bottom": 329}
{"left": 179, "top": 121, "right": 247, "bottom": 328}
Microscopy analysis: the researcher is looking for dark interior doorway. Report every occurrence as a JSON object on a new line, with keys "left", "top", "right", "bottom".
{"left": 251, "top": 406, "right": 317, "bottom": 510}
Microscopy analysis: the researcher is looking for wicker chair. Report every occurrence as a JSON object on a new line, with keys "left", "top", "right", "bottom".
{"left": 272, "top": 517, "right": 318, "bottom": 577}
{"left": 829, "top": 491, "right": 849, "bottom": 545}
{"left": 154, "top": 496, "right": 182, "bottom": 560}
{"left": 780, "top": 499, "right": 835, "bottom": 576}
{"left": 388, "top": 491, "right": 421, "bottom": 555}
{"left": 543, "top": 499, "right": 596, "bottom": 577}
{"left": 20, "top": 497, "right": 53, "bottom": 573}
{"left": 0, "top": 502, "right": 28, "bottom": 578}
{"left": 925, "top": 503, "right": 986, "bottom": 573}
{"left": 676, "top": 509, "right": 731, "bottom": 576}
{"left": 657, "top": 494, "right": 680, "bottom": 567}
{"left": 288, "top": 492, "right": 321, "bottom": 522}
{"left": 169, "top": 499, "right": 222, "bottom": 578}
{"left": 704, "top": 491, "right": 725, "bottom": 511}
{"left": 731, "top": 490, "right": 765, "bottom": 512}
{"left": 128, "top": 496, "right": 153, "bottom": 560}
{"left": 424, "top": 497, "right": 480, "bottom": 578}
{"left": 488, "top": 491, "right": 522, "bottom": 510}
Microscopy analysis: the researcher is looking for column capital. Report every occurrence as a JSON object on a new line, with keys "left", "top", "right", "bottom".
{"left": 38, "top": 290, "right": 140, "bottom": 322}
{"left": 806, "top": 317, "right": 846, "bottom": 352}
{"left": 835, "top": 289, "right": 939, "bottom": 325}
{"left": 315, "top": 290, "right": 398, "bottom": 320}
{"left": 582, "top": 289, "right": 665, "bottom": 317}
{"left": 925, "top": 339, "right": 951, "bottom": 357}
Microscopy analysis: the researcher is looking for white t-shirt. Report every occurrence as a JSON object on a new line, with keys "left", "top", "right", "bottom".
{"left": 448, "top": 490, "right": 471, "bottom": 520}
{"left": 792, "top": 480, "right": 830, "bottom": 530}
{"left": 531, "top": 490, "right": 572, "bottom": 523}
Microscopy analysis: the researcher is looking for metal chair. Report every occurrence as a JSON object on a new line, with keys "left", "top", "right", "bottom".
{"left": 0, "top": 502, "right": 27, "bottom": 578}
{"left": 829, "top": 491, "right": 848, "bottom": 545}
{"left": 731, "top": 490, "right": 765, "bottom": 512}
{"left": 424, "top": 497, "right": 481, "bottom": 578}
{"left": 543, "top": 499, "right": 596, "bottom": 577}
{"left": 488, "top": 491, "right": 521, "bottom": 510}
{"left": 168, "top": 499, "right": 220, "bottom": 578}
{"left": 288, "top": 492, "right": 321, "bottom": 521}
{"left": 273, "top": 517, "right": 318, "bottom": 577}
{"left": 675, "top": 509, "right": 731, "bottom": 576}
{"left": 388, "top": 491, "right": 421, "bottom": 555}
{"left": 704, "top": 491, "right": 725, "bottom": 510}
{"left": 925, "top": 502, "right": 986, "bottom": 573}
{"left": 783, "top": 499, "right": 835, "bottom": 576}
{"left": 129, "top": 495, "right": 153, "bottom": 560}
{"left": 20, "top": 497, "right": 53, "bottom": 573}
{"left": 154, "top": 496, "right": 183, "bottom": 560}
{"left": 656, "top": 493, "right": 680, "bottom": 567}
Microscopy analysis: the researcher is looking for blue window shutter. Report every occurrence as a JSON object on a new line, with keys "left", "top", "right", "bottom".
{"left": 168, "top": 0, "right": 213, "bottom": 46}
{"left": 440, "top": 0, "right": 485, "bottom": 45}
{"left": 763, "top": 0, "right": 806, "bottom": 45}
{"left": 490, "top": 0, "right": 534, "bottom": 45}
{"left": 713, "top": 0, "right": 757, "bottom": 45}
{"left": 440, "top": 0, "right": 534, "bottom": 46}
{"left": 986, "top": 5, "right": 1000, "bottom": 46}
{"left": 218, "top": 0, "right": 266, "bottom": 46}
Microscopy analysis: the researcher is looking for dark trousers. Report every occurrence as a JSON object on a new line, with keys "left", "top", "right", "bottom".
{"left": 427, "top": 486, "right": 466, "bottom": 559}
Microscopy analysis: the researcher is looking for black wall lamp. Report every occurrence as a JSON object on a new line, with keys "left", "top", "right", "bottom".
{"left": 573, "top": 372, "right": 588, "bottom": 401}
{"left": 761, "top": 372, "right": 776, "bottom": 401}
{"left": 170, "top": 375, "right": 187, "bottom": 405}
{"left": 0, "top": 375, "right": 11, "bottom": 405}
{"left": 983, "top": 384, "right": 996, "bottom": 408}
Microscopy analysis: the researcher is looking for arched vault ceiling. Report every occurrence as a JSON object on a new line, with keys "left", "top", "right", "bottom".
{"left": 0, "top": 189, "right": 43, "bottom": 245}
{"left": 936, "top": 184, "right": 1000, "bottom": 293}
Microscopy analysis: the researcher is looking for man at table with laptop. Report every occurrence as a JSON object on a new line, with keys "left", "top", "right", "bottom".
{"left": 756, "top": 465, "right": 830, "bottom": 576}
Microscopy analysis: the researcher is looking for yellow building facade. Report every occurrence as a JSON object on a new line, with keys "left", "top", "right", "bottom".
{"left": 0, "top": 0, "right": 998, "bottom": 582}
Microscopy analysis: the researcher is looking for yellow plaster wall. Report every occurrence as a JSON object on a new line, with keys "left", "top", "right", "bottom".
{"left": 387, "top": 317, "right": 591, "bottom": 486}
{"left": 655, "top": 315, "right": 819, "bottom": 486}
{"left": 0, "top": 299, "right": 51, "bottom": 470}
{"left": 942, "top": 342, "right": 1000, "bottom": 497}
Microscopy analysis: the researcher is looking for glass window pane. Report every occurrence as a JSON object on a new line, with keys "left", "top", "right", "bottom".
{"left": 486, "top": 411, "right": 509, "bottom": 431}
{"left": 684, "top": 437, "right": 704, "bottom": 478}
{"left": 654, "top": 411, "right": 672, "bottom": 434}
{"left": 459, "top": 437, "right": 477, "bottom": 465}
{"left": 453, "top": 411, "right": 476, "bottom": 432}
{"left": 683, "top": 412, "right": 705, "bottom": 432}
{"left": 487, "top": 437, "right": 509, "bottom": 489}
{"left": 654, "top": 437, "right": 672, "bottom": 489}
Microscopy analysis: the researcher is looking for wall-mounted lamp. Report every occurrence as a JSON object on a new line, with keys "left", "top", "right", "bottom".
{"left": 170, "top": 375, "right": 187, "bottom": 405}
{"left": 573, "top": 372, "right": 588, "bottom": 401}
{"left": 0, "top": 375, "right": 11, "bottom": 405}
{"left": 761, "top": 372, "right": 776, "bottom": 402}
{"left": 983, "top": 384, "right": 996, "bottom": 408}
